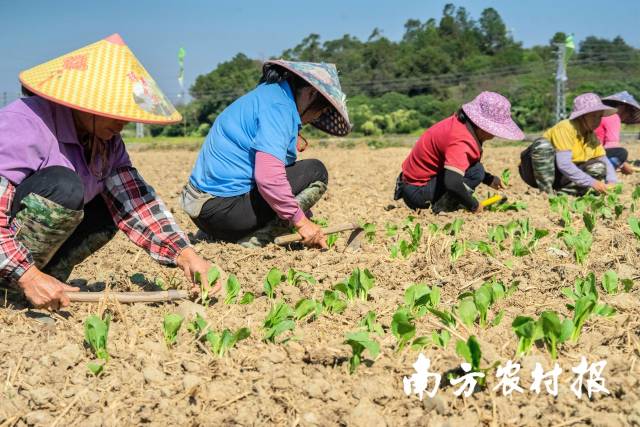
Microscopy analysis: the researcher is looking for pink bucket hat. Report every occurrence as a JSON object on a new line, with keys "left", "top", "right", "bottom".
{"left": 461, "top": 91, "right": 524, "bottom": 140}
{"left": 569, "top": 93, "right": 617, "bottom": 121}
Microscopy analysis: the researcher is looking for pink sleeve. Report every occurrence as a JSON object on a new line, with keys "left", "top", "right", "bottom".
{"left": 596, "top": 115, "right": 621, "bottom": 148}
{"left": 254, "top": 151, "right": 305, "bottom": 224}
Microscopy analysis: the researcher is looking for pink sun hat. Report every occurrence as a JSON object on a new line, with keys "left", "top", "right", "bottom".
{"left": 568, "top": 93, "right": 617, "bottom": 121}
{"left": 461, "top": 91, "right": 524, "bottom": 140}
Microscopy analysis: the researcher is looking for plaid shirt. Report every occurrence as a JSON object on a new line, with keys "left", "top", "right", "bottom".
{"left": 0, "top": 166, "right": 190, "bottom": 283}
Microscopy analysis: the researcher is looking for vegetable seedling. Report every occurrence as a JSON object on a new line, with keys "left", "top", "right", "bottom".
{"left": 362, "top": 222, "right": 376, "bottom": 242}
{"left": 326, "top": 233, "right": 338, "bottom": 248}
{"left": 224, "top": 275, "right": 240, "bottom": 305}
{"left": 404, "top": 283, "right": 440, "bottom": 317}
{"left": 262, "top": 301, "right": 295, "bottom": 343}
{"left": 511, "top": 316, "right": 541, "bottom": 357}
{"left": 629, "top": 217, "right": 640, "bottom": 240}
{"left": 264, "top": 268, "right": 286, "bottom": 299}
{"left": 454, "top": 335, "right": 490, "bottom": 387}
{"left": 84, "top": 314, "right": 111, "bottom": 362}
{"left": 344, "top": 331, "right": 380, "bottom": 374}
{"left": 286, "top": 268, "right": 317, "bottom": 286}
{"left": 294, "top": 298, "right": 322, "bottom": 321}
{"left": 321, "top": 290, "right": 347, "bottom": 314}
{"left": 333, "top": 268, "right": 375, "bottom": 301}
{"left": 501, "top": 169, "right": 511, "bottom": 186}
{"left": 391, "top": 307, "right": 416, "bottom": 352}
{"left": 443, "top": 219, "right": 464, "bottom": 237}
{"left": 163, "top": 313, "right": 184, "bottom": 347}
{"left": 559, "top": 227, "right": 592, "bottom": 264}
{"left": 188, "top": 314, "right": 250, "bottom": 356}
{"left": 359, "top": 311, "right": 384, "bottom": 335}
{"left": 194, "top": 266, "right": 221, "bottom": 307}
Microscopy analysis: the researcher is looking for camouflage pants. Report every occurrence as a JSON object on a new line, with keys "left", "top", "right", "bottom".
{"left": 13, "top": 194, "right": 117, "bottom": 282}
{"left": 525, "top": 138, "right": 606, "bottom": 196}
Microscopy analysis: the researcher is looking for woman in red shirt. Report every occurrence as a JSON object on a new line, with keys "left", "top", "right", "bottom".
{"left": 395, "top": 92, "right": 524, "bottom": 213}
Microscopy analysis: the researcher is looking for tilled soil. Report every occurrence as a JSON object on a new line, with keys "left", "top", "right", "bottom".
{"left": 1, "top": 141, "right": 640, "bottom": 427}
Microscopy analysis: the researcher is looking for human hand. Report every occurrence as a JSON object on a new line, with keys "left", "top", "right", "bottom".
{"left": 18, "top": 266, "right": 79, "bottom": 311}
{"left": 490, "top": 176, "right": 505, "bottom": 190}
{"left": 176, "top": 247, "right": 224, "bottom": 295}
{"left": 591, "top": 180, "right": 608, "bottom": 194}
{"left": 472, "top": 203, "right": 485, "bottom": 214}
{"left": 294, "top": 217, "right": 328, "bottom": 249}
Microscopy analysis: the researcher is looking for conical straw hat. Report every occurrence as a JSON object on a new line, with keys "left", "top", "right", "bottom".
{"left": 19, "top": 34, "right": 181, "bottom": 124}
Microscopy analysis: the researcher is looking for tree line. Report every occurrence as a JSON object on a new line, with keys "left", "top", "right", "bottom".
{"left": 151, "top": 4, "right": 640, "bottom": 138}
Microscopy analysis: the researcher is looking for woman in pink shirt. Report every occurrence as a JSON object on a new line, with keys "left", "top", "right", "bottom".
{"left": 595, "top": 91, "right": 640, "bottom": 174}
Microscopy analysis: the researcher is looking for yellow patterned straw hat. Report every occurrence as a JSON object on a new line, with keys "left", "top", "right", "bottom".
{"left": 19, "top": 33, "right": 181, "bottom": 124}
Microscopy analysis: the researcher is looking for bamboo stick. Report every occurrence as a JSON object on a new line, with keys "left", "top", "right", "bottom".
{"left": 274, "top": 222, "right": 360, "bottom": 245}
{"left": 66, "top": 289, "right": 189, "bottom": 304}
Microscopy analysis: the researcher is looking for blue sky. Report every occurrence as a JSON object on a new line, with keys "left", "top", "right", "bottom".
{"left": 0, "top": 0, "right": 638, "bottom": 102}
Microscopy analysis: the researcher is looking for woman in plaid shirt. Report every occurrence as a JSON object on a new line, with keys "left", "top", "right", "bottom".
{"left": 0, "top": 34, "right": 218, "bottom": 310}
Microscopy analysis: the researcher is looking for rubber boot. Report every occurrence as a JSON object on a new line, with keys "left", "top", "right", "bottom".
{"left": 237, "top": 181, "right": 327, "bottom": 248}
{"left": 12, "top": 194, "right": 84, "bottom": 268}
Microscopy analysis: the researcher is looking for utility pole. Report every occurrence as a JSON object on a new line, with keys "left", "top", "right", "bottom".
{"left": 555, "top": 43, "right": 567, "bottom": 123}
{"left": 135, "top": 123, "right": 144, "bottom": 138}
{"left": 2, "top": 92, "right": 7, "bottom": 107}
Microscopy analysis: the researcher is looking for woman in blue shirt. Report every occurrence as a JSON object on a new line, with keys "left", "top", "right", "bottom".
{"left": 181, "top": 60, "right": 350, "bottom": 248}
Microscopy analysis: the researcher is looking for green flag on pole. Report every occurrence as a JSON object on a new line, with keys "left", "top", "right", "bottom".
{"left": 177, "top": 47, "right": 186, "bottom": 89}
{"left": 564, "top": 34, "right": 574, "bottom": 65}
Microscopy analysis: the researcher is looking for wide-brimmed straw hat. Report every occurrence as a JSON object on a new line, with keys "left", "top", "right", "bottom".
{"left": 602, "top": 91, "right": 640, "bottom": 124}
{"left": 461, "top": 91, "right": 524, "bottom": 140}
{"left": 568, "top": 93, "right": 617, "bottom": 121}
{"left": 19, "top": 33, "right": 181, "bottom": 124}
{"left": 263, "top": 59, "right": 351, "bottom": 136}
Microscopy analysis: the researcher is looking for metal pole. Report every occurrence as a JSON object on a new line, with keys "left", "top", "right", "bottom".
{"left": 554, "top": 43, "right": 567, "bottom": 122}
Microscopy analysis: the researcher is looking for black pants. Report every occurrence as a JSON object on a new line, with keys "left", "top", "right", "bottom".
{"left": 12, "top": 166, "right": 117, "bottom": 276}
{"left": 398, "top": 162, "right": 485, "bottom": 210}
{"left": 192, "top": 159, "right": 328, "bottom": 242}
{"left": 605, "top": 147, "right": 628, "bottom": 169}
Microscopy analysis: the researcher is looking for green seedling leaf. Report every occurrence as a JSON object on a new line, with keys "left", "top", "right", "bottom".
{"left": 84, "top": 314, "right": 111, "bottom": 361}
{"left": 224, "top": 274, "right": 240, "bottom": 304}
{"left": 264, "top": 267, "right": 285, "bottom": 299}
{"left": 334, "top": 268, "right": 375, "bottom": 301}
{"left": 628, "top": 217, "right": 640, "bottom": 240}
{"left": 455, "top": 335, "right": 482, "bottom": 373}
{"left": 312, "top": 217, "right": 329, "bottom": 227}
{"left": 594, "top": 303, "right": 616, "bottom": 317}
{"left": 362, "top": 222, "right": 376, "bottom": 242}
{"left": 327, "top": 233, "right": 338, "bottom": 248}
{"left": 359, "top": 311, "right": 384, "bottom": 336}
{"left": 450, "top": 240, "right": 466, "bottom": 262}
{"left": 501, "top": 169, "right": 511, "bottom": 186}
{"left": 286, "top": 268, "right": 317, "bottom": 286}
{"left": 427, "top": 223, "right": 440, "bottom": 234}
{"left": 428, "top": 308, "right": 457, "bottom": 329}
{"left": 194, "top": 266, "right": 221, "bottom": 307}
{"left": 263, "top": 301, "right": 295, "bottom": 343}
{"left": 345, "top": 331, "right": 380, "bottom": 374}
{"left": 474, "top": 285, "right": 493, "bottom": 327}
{"left": 491, "top": 310, "right": 505, "bottom": 327}
{"left": 457, "top": 298, "right": 478, "bottom": 328}
{"left": 208, "top": 327, "right": 250, "bottom": 357}
{"left": 239, "top": 292, "right": 255, "bottom": 305}
{"left": 621, "top": 279, "right": 635, "bottom": 292}
{"left": 411, "top": 336, "right": 431, "bottom": 351}
{"left": 162, "top": 313, "right": 184, "bottom": 347}
{"left": 322, "top": 290, "right": 347, "bottom": 314}
{"left": 391, "top": 308, "right": 416, "bottom": 352}
{"left": 432, "top": 330, "right": 451, "bottom": 348}
{"left": 444, "top": 219, "right": 464, "bottom": 237}
{"left": 539, "top": 311, "right": 564, "bottom": 359}
{"left": 87, "top": 362, "right": 104, "bottom": 376}
{"left": 404, "top": 283, "right": 440, "bottom": 317}
{"left": 570, "top": 296, "right": 596, "bottom": 342}
{"left": 385, "top": 222, "right": 398, "bottom": 237}
{"left": 512, "top": 316, "right": 540, "bottom": 357}
{"left": 560, "top": 227, "right": 593, "bottom": 264}
{"left": 602, "top": 270, "right": 618, "bottom": 294}
{"left": 582, "top": 211, "right": 596, "bottom": 232}
{"left": 294, "top": 298, "right": 321, "bottom": 321}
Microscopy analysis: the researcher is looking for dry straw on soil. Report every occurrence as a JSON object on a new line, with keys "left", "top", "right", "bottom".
{"left": 1, "top": 142, "right": 639, "bottom": 427}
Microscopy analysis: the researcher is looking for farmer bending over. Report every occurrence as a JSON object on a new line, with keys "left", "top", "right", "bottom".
{"left": 595, "top": 91, "right": 640, "bottom": 175}
{"left": 0, "top": 34, "right": 217, "bottom": 311}
{"left": 520, "top": 93, "right": 618, "bottom": 195}
{"left": 394, "top": 92, "right": 524, "bottom": 213}
{"left": 182, "top": 60, "right": 351, "bottom": 248}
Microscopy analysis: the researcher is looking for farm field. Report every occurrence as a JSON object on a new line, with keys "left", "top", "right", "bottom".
{"left": 1, "top": 141, "right": 640, "bottom": 427}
